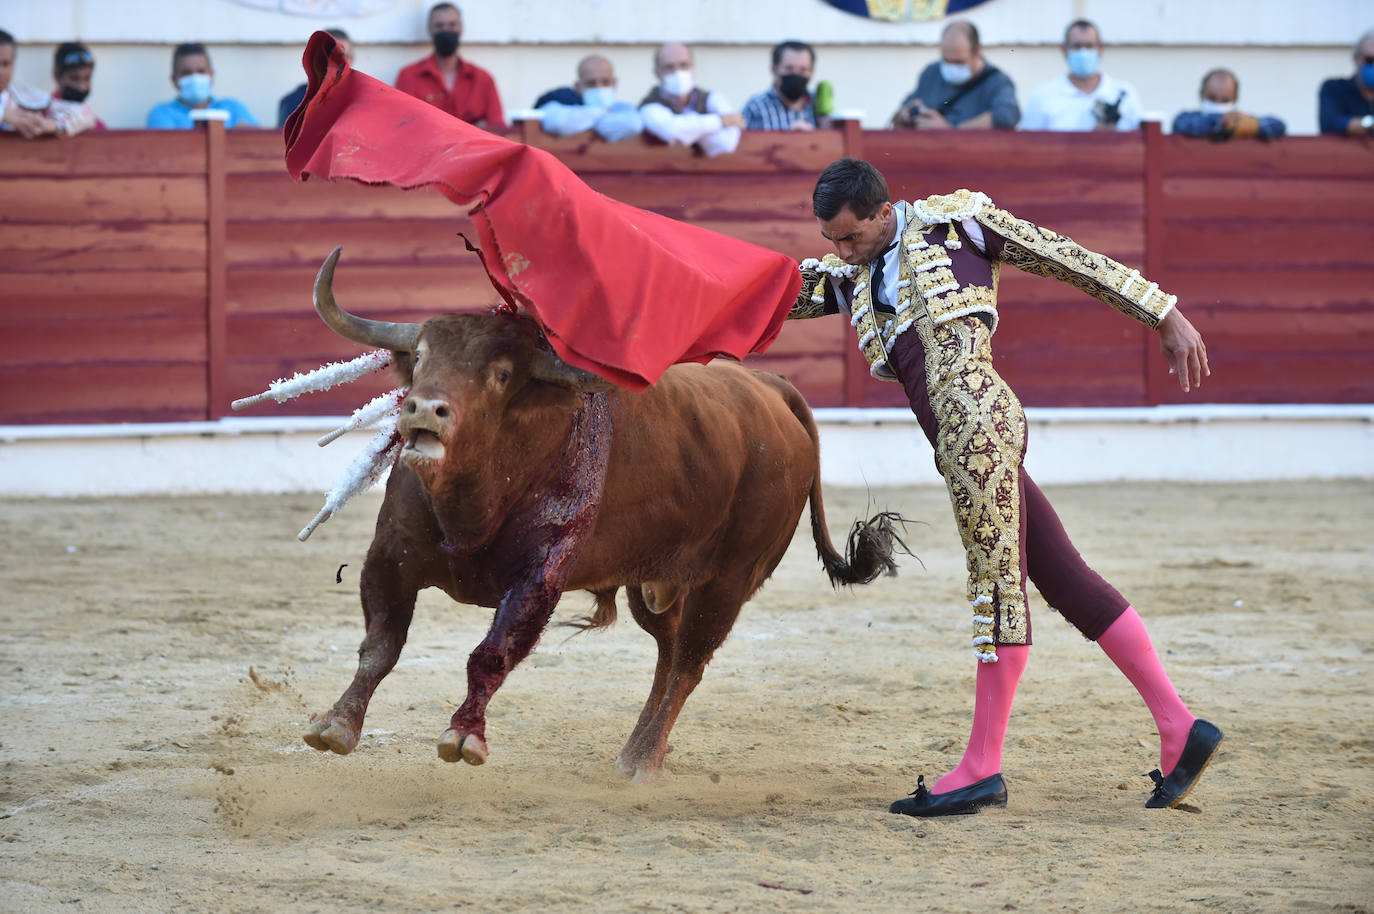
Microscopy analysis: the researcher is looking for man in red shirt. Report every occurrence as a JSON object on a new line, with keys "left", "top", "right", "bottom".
{"left": 395, "top": 2, "right": 505, "bottom": 131}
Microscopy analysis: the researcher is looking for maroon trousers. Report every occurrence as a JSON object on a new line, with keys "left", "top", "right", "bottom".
{"left": 890, "top": 325, "right": 1129, "bottom": 642}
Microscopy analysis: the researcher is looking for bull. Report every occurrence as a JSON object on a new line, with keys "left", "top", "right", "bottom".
{"left": 302, "top": 249, "right": 902, "bottom": 780}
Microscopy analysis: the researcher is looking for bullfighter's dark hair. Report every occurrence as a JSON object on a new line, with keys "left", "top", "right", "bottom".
{"left": 171, "top": 42, "right": 210, "bottom": 72}
{"left": 812, "top": 158, "right": 890, "bottom": 222}
{"left": 771, "top": 40, "right": 815, "bottom": 68}
{"left": 1064, "top": 18, "right": 1101, "bottom": 45}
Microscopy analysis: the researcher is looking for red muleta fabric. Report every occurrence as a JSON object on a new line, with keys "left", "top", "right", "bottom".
{"left": 284, "top": 32, "right": 802, "bottom": 390}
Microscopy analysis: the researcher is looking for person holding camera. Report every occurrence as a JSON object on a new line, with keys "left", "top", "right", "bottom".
{"left": 891, "top": 21, "right": 1019, "bottom": 130}
{"left": 1020, "top": 19, "right": 1143, "bottom": 132}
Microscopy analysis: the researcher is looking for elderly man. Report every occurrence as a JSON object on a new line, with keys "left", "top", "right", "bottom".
{"left": 395, "top": 2, "right": 505, "bottom": 130}
{"left": 742, "top": 40, "right": 825, "bottom": 131}
{"left": 891, "top": 21, "right": 1019, "bottom": 130}
{"left": 639, "top": 41, "right": 742, "bottom": 157}
{"left": 1172, "top": 68, "right": 1285, "bottom": 140}
{"left": 1319, "top": 30, "right": 1374, "bottom": 136}
{"left": 534, "top": 54, "right": 643, "bottom": 142}
{"left": 1020, "top": 19, "right": 1143, "bottom": 131}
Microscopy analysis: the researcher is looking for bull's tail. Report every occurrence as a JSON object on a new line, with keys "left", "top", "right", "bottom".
{"left": 563, "top": 587, "right": 619, "bottom": 632}
{"left": 778, "top": 381, "right": 910, "bottom": 586}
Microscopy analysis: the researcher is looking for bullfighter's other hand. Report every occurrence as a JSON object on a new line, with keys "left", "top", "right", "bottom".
{"left": 1157, "top": 308, "right": 1209, "bottom": 393}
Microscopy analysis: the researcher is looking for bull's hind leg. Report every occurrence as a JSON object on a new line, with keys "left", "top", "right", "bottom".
{"left": 617, "top": 582, "right": 746, "bottom": 782}
{"left": 618, "top": 586, "right": 684, "bottom": 776}
{"left": 304, "top": 556, "right": 417, "bottom": 755}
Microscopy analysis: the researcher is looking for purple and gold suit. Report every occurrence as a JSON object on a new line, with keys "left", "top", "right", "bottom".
{"left": 791, "top": 191, "right": 1177, "bottom": 662}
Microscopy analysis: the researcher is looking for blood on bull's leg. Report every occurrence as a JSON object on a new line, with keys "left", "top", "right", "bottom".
{"left": 304, "top": 558, "right": 418, "bottom": 755}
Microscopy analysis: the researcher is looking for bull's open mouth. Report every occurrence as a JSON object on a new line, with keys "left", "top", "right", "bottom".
{"left": 401, "top": 429, "right": 445, "bottom": 462}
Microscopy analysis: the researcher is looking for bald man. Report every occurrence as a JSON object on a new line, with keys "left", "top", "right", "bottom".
{"left": 534, "top": 53, "right": 643, "bottom": 142}
{"left": 892, "top": 20, "right": 1019, "bottom": 129}
{"left": 638, "top": 41, "right": 742, "bottom": 157}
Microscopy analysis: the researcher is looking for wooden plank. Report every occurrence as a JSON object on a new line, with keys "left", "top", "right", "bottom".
{"left": 1, "top": 317, "right": 207, "bottom": 364}
{"left": 1144, "top": 120, "right": 1168, "bottom": 406}
{"left": 0, "top": 131, "right": 206, "bottom": 177}
{"left": 0, "top": 222, "right": 206, "bottom": 271}
{"left": 1162, "top": 220, "right": 1370, "bottom": 269}
{"left": 863, "top": 130, "right": 1145, "bottom": 178}
{"left": 227, "top": 263, "right": 502, "bottom": 316}
{"left": 0, "top": 363, "right": 207, "bottom": 424}
{"left": 206, "top": 120, "right": 229, "bottom": 421}
{"left": 2, "top": 270, "right": 206, "bottom": 318}
{"left": 1162, "top": 266, "right": 1374, "bottom": 309}
{"left": 1160, "top": 134, "right": 1374, "bottom": 179}
{"left": 225, "top": 173, "right": 461, "bottom": 220}
{"left": 1162, "top": 176, "right": 1374, "bottom": 221}
{"left": 226, "top": 218, "right": 481, "bottom": 268}
{"left": 740, "top": 353, "right": 848, "bottom": 408}
{"left": 224, "top": 130, "right": 290, "bottom": 176}
{"left": 0, "top": 176, "right": 206, "bottom": 224}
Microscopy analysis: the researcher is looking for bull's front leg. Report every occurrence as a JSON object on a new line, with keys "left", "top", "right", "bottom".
{"left": 304, "top": 555, "right": 417, "bottom": 755}
{"left": 437, "top": 570, "right": 563, "bottom": 765}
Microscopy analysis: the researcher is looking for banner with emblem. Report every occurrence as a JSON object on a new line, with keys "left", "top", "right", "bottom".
{"left": 821, "top": 0, "right": 997, "bottom": 21}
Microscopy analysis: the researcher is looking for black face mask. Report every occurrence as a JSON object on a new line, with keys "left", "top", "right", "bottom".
{"left": 432, "top": 30, "right": 460, "bottom": 57}
{"left": 778, "top": 73, "right": 809, "bottom": 102}
{"left": 58, "top": 85, "right": 90, "bottom": 103}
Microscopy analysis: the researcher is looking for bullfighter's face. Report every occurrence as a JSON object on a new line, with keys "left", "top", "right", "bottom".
{"left": 818, "top": 201, "right": 896, "bottom": 266}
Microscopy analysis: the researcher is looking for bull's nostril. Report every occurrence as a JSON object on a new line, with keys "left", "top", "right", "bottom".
{"left": 435, "top": 405, "right": 450, "bottom": 419}
{"left": 405, "top": 401, "right": 417, "bottom": 414}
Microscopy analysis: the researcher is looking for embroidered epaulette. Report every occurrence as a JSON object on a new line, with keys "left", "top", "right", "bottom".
{"left": 912, "top": 189, "right": 993, "bottom": 225}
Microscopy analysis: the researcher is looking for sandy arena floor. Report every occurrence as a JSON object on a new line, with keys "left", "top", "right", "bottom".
{"left": 1, "top": 481, "right": 1370, "bottom": 913}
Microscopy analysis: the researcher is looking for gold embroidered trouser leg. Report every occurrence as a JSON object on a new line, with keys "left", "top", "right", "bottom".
{"left": 921, "top": 317, "right": 1029, "bottom": 663}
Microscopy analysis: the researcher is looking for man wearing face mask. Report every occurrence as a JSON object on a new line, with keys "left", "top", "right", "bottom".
{"left": 891, "top": 21, "right": 1019, "bottom": 130}
{"left": 49, "top": 42, "right": 103, "bottom": 134}
{"left": 1020, "top": 19, "right": 1143, "bottom": 132}
{"left": 534, "top": 54, "right": 643, "bottom": 142}
{"left": 743, "top": 40, "right": 825, "bottom": 131}
{"left": 1172, "top": 69, "right": 1285, "bottom": 141}
{"left": 639, "top": 41, "right": 742, "bottom": 158}
{"left": 395, "top": 2, "right": 505, "bottom": 131}
{"left": 146, "top": 43, "right": 257, "bottom": 129}
{"left": 1318, "top": 30, "right": 1374, "bottom": 136}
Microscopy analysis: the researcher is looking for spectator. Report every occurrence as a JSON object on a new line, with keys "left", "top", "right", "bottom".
{"left": 146, "top": 43, "right": 258, "bottom": 129}
{"left": 0, "top": 30, "right": 60, "bottom": 139}
{"left": 533, "top": 54, "right": 642, "bottom": 142}
{"left": 1172, "top": 68, "right": 1285, "bottom": 140}
{"left": 49, "top": 42, "right": 103, "bottom": 134}
{"left": 742, "top": 40, "right": 824, "bottom": 131}
{"left": 639, "top": 41, "right": 742, "bottom": 158}
{"left": 1318, "top": 29, "right": 1374, "bottom": 136}
{"left": 279, "top": 28, "right": 352, "bottom": 127}
{"left": 395, "top": 2, "right": 505, "bottom": 131}
{"left": 890, "top": 21, "right": 1018, "bottom": 130}
{"left": 1020, "top": 19, "right": 1143, "bottom": 132}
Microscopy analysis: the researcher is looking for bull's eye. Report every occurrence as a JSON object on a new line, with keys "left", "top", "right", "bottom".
{"left": 497, "top": 370, "right": 510, "bottom": 384}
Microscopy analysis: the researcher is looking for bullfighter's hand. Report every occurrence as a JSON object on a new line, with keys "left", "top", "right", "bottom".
{"left": 1158, "top": 308, "right": 1209, "bottom": 393}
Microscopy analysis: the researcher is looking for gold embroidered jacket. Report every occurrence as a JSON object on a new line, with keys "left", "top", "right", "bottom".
{"left": 791, "top": 191, "right": 1177, "bottom": 380}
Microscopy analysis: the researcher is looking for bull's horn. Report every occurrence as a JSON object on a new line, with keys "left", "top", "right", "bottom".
{"left": 529, "top": 349, "right": 616, "bottom": 392}
{"left": 313, "top": 247, "right": 421, "bottom": 351}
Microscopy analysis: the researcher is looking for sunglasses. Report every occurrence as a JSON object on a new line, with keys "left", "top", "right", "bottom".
{"left": 60, "top": 49, "right": 94, "bottom": 68}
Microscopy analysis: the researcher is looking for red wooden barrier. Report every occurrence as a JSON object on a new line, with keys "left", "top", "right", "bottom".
{"left": 0, "top": 123, "right": 1370, "bottom": 424}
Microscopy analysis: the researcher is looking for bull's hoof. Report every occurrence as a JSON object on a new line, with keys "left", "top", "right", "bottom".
{"left": 615, "top": 752, "right": 663, "bottom": 783}
{"left": 437, "top": 728, "right": 488, "bottom": 765}
{"left": 303, "top": 717, "right": 359, "bottom": 755}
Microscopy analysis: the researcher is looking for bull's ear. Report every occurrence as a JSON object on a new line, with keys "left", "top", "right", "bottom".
{"left": 528, "top": 349, "right": 616, "bottom": 392}
{"left": 391, "top": 349, "right": 415, "bottom": 385}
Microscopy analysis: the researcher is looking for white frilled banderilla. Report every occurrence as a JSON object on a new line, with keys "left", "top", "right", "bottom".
{"left": 230, "top": 351, "right": 407, "bottom": 541}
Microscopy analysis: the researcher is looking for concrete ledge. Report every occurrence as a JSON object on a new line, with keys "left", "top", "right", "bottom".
{"left": 2, "top": 405, "right": 1370, "bottom": 497}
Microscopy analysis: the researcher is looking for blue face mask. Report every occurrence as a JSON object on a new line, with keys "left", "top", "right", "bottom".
{"left": 939, "top": 61, "right": 972, "bottom": 85}
{"left": 177, "top": 72, "right": 213, "bottom": 106}
{"left": 1360, "top": 62, "right": 1374, "bottom": 88}
{"left": 1066, "top": 48, "right": 1100, "bottom": 79}
{"left": 581, "top": 86, "right": 616, "bottom": 109}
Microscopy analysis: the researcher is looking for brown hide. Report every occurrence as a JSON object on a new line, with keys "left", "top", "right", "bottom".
{"left": 305, "top": 309, "right": 890, "bottom": 780}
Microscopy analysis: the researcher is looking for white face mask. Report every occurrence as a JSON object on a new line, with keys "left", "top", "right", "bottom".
{"left": 581, "top": 86, "right": 616, "bottom": 109}
{"left": 1199, "top": 99, "right": 1236, "bottom": 116}
{"left": 661, "top": 68, "right": 694, "bottom": 98}
{"left": 939, "top": 61, "right": 972, "bottom": 85}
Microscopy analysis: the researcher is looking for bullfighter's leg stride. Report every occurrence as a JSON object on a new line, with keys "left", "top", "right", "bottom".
{"left": 788, "top": 158, "right": 1224, "bottom": 815}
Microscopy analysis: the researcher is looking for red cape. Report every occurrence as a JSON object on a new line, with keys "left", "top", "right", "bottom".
{"left": 284, "top": 32, "right": 801, "bottom": 390}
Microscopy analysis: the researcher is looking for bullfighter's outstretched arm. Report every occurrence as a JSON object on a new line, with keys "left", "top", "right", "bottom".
{"left": 973, "top": 207, "right": 1209, "bottom": 391}
{"left": 787, "top": 255, "right": 850, "bottom": 320}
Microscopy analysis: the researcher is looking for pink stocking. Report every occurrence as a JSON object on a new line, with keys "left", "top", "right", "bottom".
{"left": 933, "top": 644, "right": 1029, "bottom": 793}
{"left": 1096, "top": 607, "right": 1195, "bottom": 773}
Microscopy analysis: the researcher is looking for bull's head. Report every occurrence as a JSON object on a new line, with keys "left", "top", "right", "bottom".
{"left": 313, "top": 248, "right": 613, "bottom": 543}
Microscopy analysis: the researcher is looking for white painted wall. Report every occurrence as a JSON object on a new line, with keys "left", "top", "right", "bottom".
{"left": 4, "top": 0, "right": 1367, "bottom": 132}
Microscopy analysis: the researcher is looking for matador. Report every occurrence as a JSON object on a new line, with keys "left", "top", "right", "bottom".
{"left": 791, "top": 158, "right": 1223, "bottom": 817}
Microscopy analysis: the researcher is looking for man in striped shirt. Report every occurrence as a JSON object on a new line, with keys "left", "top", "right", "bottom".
{"left": 742, "top": 40, "right": 821, "bottom": 131}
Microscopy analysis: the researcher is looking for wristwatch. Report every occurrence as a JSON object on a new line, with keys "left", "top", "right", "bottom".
{"left": 1362, "top": 114, "right": 1374, "bottom": 131}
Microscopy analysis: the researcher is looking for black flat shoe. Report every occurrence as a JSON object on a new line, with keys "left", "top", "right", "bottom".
{"left": 889, "top": 773, "right": 1007, "bottom": 817}
{"left": 1145, "top": 718, "right": 1224, "bottom": 809}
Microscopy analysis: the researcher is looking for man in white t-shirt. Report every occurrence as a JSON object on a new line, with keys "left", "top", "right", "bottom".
{"left": 1020, "top": 19, "right": 1143, "bottom": 132}
{"left": 638, "top": 41, "right": 742, "bottom": 157}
